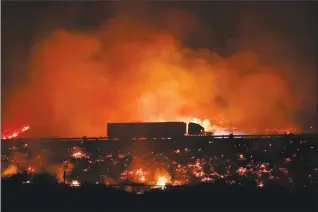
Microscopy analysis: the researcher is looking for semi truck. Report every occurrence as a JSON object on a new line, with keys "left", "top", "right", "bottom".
{"left": 107, "top": 122, "right": 205, "bottom": 139}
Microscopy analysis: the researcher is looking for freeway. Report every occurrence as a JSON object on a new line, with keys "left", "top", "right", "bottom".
{"left": 1, "top": 133, "right": 317, "bottom": 142}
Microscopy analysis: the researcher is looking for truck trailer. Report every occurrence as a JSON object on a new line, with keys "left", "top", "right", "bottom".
{"left": 107, "top": 122, "right": 205, "bottom": 139}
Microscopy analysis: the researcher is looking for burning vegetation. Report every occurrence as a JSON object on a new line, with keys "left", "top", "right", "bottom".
{"left": 2, "top": 134, "right": 318, "bottom": 193}
{"left": 1, "top": 150, "right": 75, "bottom": 183}
{"left": 1, "top": 125, "right": 30, "bottom": 140}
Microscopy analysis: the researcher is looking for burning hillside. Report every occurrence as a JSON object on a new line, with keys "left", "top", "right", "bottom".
{"left": 3, "top": 135, "right": 318, "bottom": 192}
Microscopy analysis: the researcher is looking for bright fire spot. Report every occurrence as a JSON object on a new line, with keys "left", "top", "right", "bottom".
{"left": 72, "top": 152, "right": 85, "bottom": 159}
{"left": 1, "top": 164, "right": 18, "bottom": 177}
{"left": 70, "top": 180, "right": 80, "bottom": 187}
{"left": 140, "top": 176, "right": 145, "bottom": 181}
{"left": 154, "top": 168, "right": 171, "bottom": 189}
{"left": 257, "top": 181, "right": 264, "bottom": 188}
{"left": 158, "top": 117, "right": 243, "bottom": 135}
{"left": 1, "top": 125, "right": 30, "bottom": 140}
{"left": 237, "top": 167, "right": 247, "bottom": 176}
{"left": 27, "top": 166, "right": 35, "bottom": 173}
{"left": 71, "top": 146, "right": 88, "bottom": 159}
{"left": 185, "top": 117, "right": 235, "bottom": 135}
{"left": 156, "top": 176, "right": 168, "bottom": 189}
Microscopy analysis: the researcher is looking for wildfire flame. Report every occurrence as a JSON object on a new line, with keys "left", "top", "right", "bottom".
{"left": 159, "top": 117, "right": 243, "bottom": 135}
{"left": 1, "top": 164, "right": 18, "bottom": 177}
{"left": 71, "top": 146, "right": 88, "bottom": 159}
{"left": 1, "top": 125, "right": 30, "bottom": 140}
{"left": 154, "top": 168, "right": 171, "bottom": 189}
{"left": 156, "top": 176, "right": 168, "bottom": 189}
{"left": 70, "top": 180, "right": 80, "bottom": 187}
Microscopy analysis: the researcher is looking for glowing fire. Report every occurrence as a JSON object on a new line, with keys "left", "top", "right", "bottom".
{"left": 27, "top": 166, "right": 35, "bottom": 173}
{"left": 156, "top": 176, "right": 168, "bottom": 188}
{"left": 1, "top": 125, "right": 30, "bottom": 140}
{"left": 2, "top": 165, "right": 18, "bottom": 177}
{"left": 72, "top": 152, "right": 86, "bottom": 159}
{"left": 71, "top": 146, "right": 88, "bottom": 159}
{"left": 154, "top": 168, "right": 171, "bottom": 189}
{"left": 70, "top": 180, "right": 80, "bottom": 187}
{"left": 158, "top": 117, "right": 242, "bottom": 135}
{"left": 120, "top": 168, "right": 149, "bottom": 183}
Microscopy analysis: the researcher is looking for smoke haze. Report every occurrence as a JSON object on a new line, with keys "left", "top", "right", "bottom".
{"left": 2, "top": 2, "right": 317, "bottom": 137}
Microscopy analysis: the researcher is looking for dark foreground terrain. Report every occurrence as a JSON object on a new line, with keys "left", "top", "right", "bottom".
{"left": 2, "top": 135, "right": 318, "bottom": 211}
{"left": 2, "top": 173, "right": 318, "bottom": 211}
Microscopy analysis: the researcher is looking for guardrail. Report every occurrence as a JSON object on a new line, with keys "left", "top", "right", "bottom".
{"left": 1, "top": 133, "right": 317, "bottom": 142}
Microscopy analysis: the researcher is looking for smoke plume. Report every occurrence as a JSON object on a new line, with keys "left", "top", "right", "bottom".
{"left": 2, "top": 3, "right": 316, "bottom": 137}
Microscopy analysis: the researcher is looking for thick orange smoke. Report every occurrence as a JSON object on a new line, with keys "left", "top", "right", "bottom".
{"left": 3, "top": 11, "right": 299, "bottom": 137}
